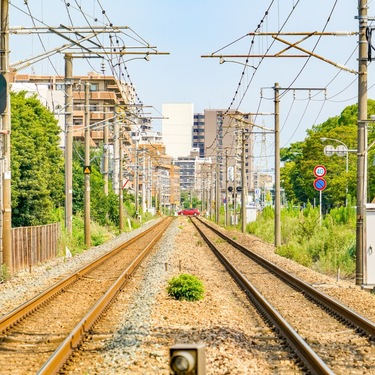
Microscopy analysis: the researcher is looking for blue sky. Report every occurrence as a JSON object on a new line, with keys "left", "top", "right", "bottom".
{"left": 9, "top": 0, "right": 374, "bottom": 167}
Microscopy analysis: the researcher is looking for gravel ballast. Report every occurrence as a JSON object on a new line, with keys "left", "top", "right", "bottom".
{"left": 1, "top": 216, "right": 375, "bottom": 374}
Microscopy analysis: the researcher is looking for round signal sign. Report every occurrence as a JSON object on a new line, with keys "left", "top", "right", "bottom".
{"left": 314, "top": 165, "right": 327, "bottom": 178}
{"left": 313, "top": 177, "right": 327, "bottom": 191}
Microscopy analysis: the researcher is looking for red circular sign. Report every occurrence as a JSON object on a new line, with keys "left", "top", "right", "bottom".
{"left": 314, "top": 165, "right": 327, "bottom": 178}
{"left": 313, "top": 177, "right": 327, "bottom": 191}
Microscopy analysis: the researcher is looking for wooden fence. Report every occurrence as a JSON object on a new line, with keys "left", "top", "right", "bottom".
{"left": 12, "top": 223, "right": 61, "bottom": 273}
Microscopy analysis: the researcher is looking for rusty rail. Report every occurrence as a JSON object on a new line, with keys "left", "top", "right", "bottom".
{"left": 0, "top": 218, "right": 171, "bottom": 335}
{"left": 195, "top": 217, "right": 375, "bottom": 340}
{"left": 192, "top": 218, "right": 335, "bottom": 375}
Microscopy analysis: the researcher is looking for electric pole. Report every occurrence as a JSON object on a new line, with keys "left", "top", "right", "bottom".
{"left": 225, "top": 150, "right": 229, "bottom": 226}
{"left": 119, "top": 134, "right": 124, "bottom": 231}
{"left": 142, "top": 149, "right": 146, "bottom": 215}
{"left": 64, "top": 54, "right": 73, "bottom": 234}
{"left": 274, "top": 83, "right": 281, "bottom": 247}
{"left": 103, "top": 107, "right": 109, "bottom": 197}
{"left": 1, "top": 0, "right": 11, "bottom": 273}
{"left": 356, "top": 0, "right": 368, "bottom": 286}
{"left": 241, "top": 128, "right": 247, "bottom": 233}
{"left": 135, "top": 145, "right": 139, "bottom": 217}
{"left": 210, "top": 164, "right": 214, "bottom": 220}
{"left": 216, "top": 158, "right": 220, "bottom": 224}
{"left": 84, "top": 82, "right": 90, "bottom": 247}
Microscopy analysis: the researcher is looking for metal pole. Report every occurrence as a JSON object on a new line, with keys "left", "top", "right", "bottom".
{"left": 356, "top": 0, "right": 368, "bottom": 286}
{"left": 216, "top": 158, "right": 220, "bottom": 224}
{"left": 84, "top": 82, "right": 90, "bottom": 247}
{"left": 319, "top": 190, "right": 322, "bottom": 226}
{"left": 119, "top": 135, "right": 124, "bottom": 231}
{"left": 142, "top": 149, "right": 146, "bottom": 214}
{"left": 225, "top": 150, "right": 229, "bottom": 226}
{"left": 113, "top": 120, "right": 119, "bottom": 195}
{"left": 202, "top": 172, "right": 205, "bottom": 214}
{"left": 154, "top": 168, "right": 158, "bottom": 213}
{"left": 210, "top": 164, "right": 214, "bottom": 220}
{"left": 64, "top": 54, "right": 73, "bottom": 234}
{"left": 241, "top": 129, "right": 247, "bottom": 233}
{"left": 345, "top": 150, "right": 348, "bottom": 206}
{"left": 103, "top": 106, "right": 109, "bottom": 196}
{"left": 135, "top": 145, "right": 139, "bottom": 217}
{"left": 233, "top": 164, "right": 237, "bottom": 225}
{"left": 274, "top": 82, "right": 281, "bottom": 247}
{"left": 149, "top": 158, "right": 152, "bottom": 212}
{"left": 1, "top": 0, "right": 11, "bottom": 273}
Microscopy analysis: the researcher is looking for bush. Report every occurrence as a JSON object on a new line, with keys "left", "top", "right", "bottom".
{"left": 166, "top": 274, "right": 205, "bottom": 301}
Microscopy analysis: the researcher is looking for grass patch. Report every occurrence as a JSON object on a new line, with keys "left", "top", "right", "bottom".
{"left": 247, "top": 203, "right": 356, "bottom": 277}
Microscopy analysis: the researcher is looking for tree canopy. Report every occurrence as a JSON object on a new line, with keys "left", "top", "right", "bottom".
{"left": 281, "top": 100, "right": 375, "bottom": 208}
{"left": 11, "top": 91, "right": 65, "bottom": 227}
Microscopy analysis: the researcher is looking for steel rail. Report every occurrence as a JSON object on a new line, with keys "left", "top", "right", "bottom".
{"left": 0, "top": 218, "right": 170, "bottom": 333}
{"left": 38, "top": 216, "right": 173, "bottom": 374}
{"left": 196, "top": 217, "right": 375, "bottom": 339}
{"left": 191, "top": 219, "right": 334, "bottom": 375}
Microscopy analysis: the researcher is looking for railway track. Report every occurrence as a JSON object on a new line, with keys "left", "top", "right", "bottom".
{"left": 0, "top": 216, "right": 173, "bottom": 375}
{"left": 192, "top": 217, "right": 375, "bottom": 375}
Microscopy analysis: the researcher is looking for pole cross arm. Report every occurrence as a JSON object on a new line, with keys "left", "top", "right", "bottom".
{"left": 272, "top": 35, "right": 358, "bottom": 74}
{"left": 202, "top": 31, "right": 358, "bottom": 74}
{"left": 229, "top": 115, "right": 274, "bottom": 132}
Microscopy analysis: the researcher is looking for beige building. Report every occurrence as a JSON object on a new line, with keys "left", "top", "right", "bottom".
{"left": 11, "top": 72, "right": 180, "bottom": 211}
{"left": 202, "top": 109, "right": 254, "bottom": 199}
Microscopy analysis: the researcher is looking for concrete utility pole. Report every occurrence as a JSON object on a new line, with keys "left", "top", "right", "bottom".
{"left": 201, "top": 176, "right": 206, "bottom": 215}
{"left": 216, "top": 158, "right": 220, "bottom": 224}
{"left": 119, "top": 134, "right": 124, "bottom": 231}
{"left": 135, "top": 145, "right": 139, "bottom": 217}
{"left": 103, "top": 107, "right": 109, "bottom": 196}
{"left": 148, "top": 158, "right": 152, "bottom": 212}
{"left": 274, "top": 83, "right": 281, "bottom": 247}
{"left": 64, "top": 54, "right": 73, "bottom": 234}
{"left": 142, "top": 149, "right": 146, "bottom": 214}
{"left": 241, "top": 129, "right": 247, "bottom": 233}
{"left": 225, "top": 150, "right": 229, "bottom": 226}
{"left": 210, "top": 164, "right": 214, "bottom": 220}
{"left": 356, "top": 0, "right": 368, "bottom": 286}
{"left": 1, "top": 0, "right": 11, "bottom": 273}
{"left": 84, "top": 82, "right": 91, "bottom": 247}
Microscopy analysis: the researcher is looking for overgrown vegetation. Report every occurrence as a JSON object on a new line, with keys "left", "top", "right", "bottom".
{"left": 166, "top": 273, "right": 205, "bottom": 301}
{"left": 9, "top": 91, "right": 155, "bottom": 257}
{"left": 281, "top": 100, "right": 375, "bottom": 207}
{"left": 247, "top": 202, "right": 356, "bottom": 276}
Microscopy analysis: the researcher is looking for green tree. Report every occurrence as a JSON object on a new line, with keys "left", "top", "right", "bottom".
{"left": 71, "top": 141, "right": 121, "bottom": 227}
{"left": 281, "top": 100, "right": 375, "bottom": 207}
{"left": 11, "top": 91, "right": 64, "bottom": 227}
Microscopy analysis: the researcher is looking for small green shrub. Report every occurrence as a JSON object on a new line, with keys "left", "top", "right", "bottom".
{"left": 166, "top": 274, "right": 205, "bottom": 301}
{"left": 0, "top": 264, "right": 10, "bottom": 282}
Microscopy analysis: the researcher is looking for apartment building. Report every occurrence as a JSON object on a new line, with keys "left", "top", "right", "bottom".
{"left": 162, "top": 103, "right": 194, "bottom": 158}
{"left": 11, "top": 72, "right": 180, "bottom": 211}
{"left": 193, "top": 113, "right": 205, "bottom": 157}
{"left": 193, "top": 109, "right": 254, "bottom": 201}
{"left": 11, "top": 71, "right": 134, "bottom": 147}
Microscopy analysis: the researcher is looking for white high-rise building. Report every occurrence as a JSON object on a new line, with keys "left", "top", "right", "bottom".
{"left": 162, "top": 103, "right": 193, "bottom": 158}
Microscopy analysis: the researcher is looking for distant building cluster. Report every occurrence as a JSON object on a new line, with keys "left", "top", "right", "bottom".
{"left": 10, "top": 72, "right": 273, "bottom": 213}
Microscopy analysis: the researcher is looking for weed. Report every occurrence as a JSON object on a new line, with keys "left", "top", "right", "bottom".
{"left": 0, "top": 264, "right": 10, "bottom": 282}
{"left": 166, "top": 274, "right": 205, "bottom": 301}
